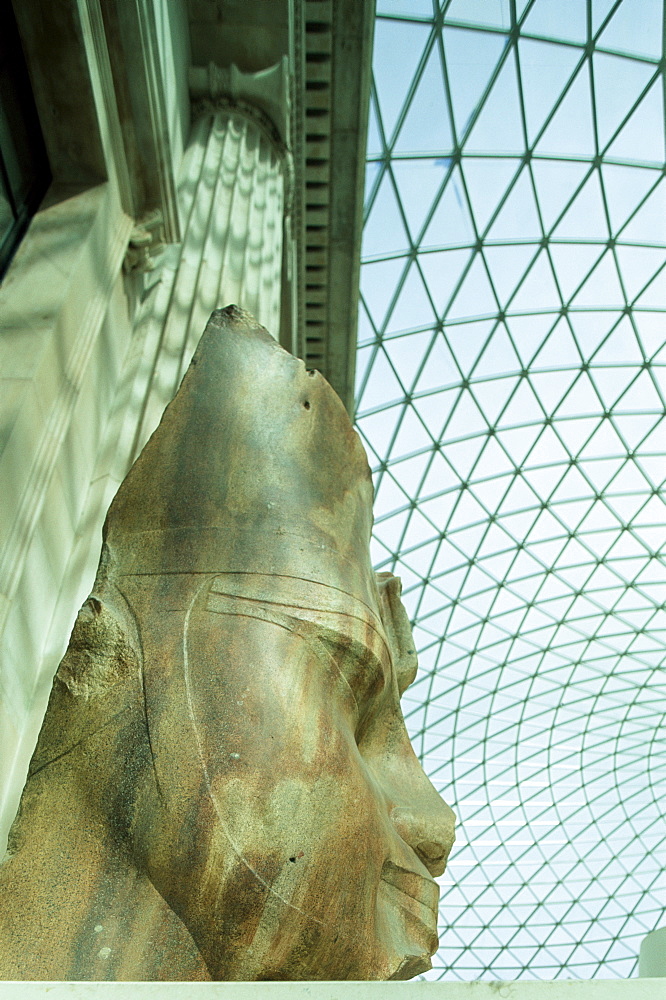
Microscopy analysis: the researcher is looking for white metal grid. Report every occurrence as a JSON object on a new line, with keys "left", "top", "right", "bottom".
{"left": 357, "top": 0, "right": 666, "bottom": 980}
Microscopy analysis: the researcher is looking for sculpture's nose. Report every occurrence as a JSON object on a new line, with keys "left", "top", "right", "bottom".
{"left": 390, "top": 789, "right": 456, "bottom": 878}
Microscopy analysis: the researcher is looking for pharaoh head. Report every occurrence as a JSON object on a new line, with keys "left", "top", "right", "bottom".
{"left": 5, "top": 307, "right": 455, "bottom": 981}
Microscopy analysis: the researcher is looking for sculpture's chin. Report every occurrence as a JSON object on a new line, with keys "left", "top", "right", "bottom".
{"left": 374, "top": 884, "right": 439, "bottom": 982}
{"left": 389, "top": 953, "right": 433, "bottom": 981}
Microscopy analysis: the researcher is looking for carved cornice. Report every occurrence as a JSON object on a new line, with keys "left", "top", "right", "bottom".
{"left": 293, "top": 0, "right": 375, "bottom": 415}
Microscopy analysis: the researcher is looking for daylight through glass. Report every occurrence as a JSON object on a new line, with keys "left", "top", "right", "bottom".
{"left": 357, "top": 0, "right": 666, "bottom": 980}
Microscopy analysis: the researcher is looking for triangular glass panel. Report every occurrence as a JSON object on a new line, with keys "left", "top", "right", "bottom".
{"left": 531, "top": 159, "right": 590, "bottom": 234}
{"left": 444, "top": 319, "right": 495, "bottom": 379}
{"left": 531, "top": 316, "right": 581, "bottom": 369}
{"left": 363, "top": 162, "right": 382, "bottom": 213}
{"left": 549, "top": 464, "right": 591, "bottom": 503}
{"left": 484, "top": 244, "right": 538, "bottom": 310}
{"left": 615, "top": 369, "right": 663, "bottom": 413}
{"left": 580, "top": 456, "right": 623, "bottom": 493}
{"left": 578, "top": 417, "right": 627, "bottom": 459}
{"left": 506, "top": 313, "right": 558, "bottom": 367}
{"left": 600, "top": 163, "right": 660, "bottom": 236}
{"left": 356, "top": 403, "right": 403, "bottom": 459}
{"left": 510, "top": 249, "right": 562, "bottom": 313}
{"left": 447, "top": 489, "right": 490, "bottom": 533}
{"left": 619, "top": 179, "right": 666, "bottom": 248}
{"left": 590, "top": 316, "right": 641, "bottom": 365}
{"left": 462, "top": 156, "right": 521, "bottom": 234}
{"left": 597, "top": 0, "right": 663, "bottom": 59}
{"left": 444, "top": 436, "right": 485, "bottom": 481}
{"left": 614, "top": 244, "right": 666, "bottom": 303}
{"left": 358, "top": 346, "right": 405, "bottom": 410}
{"left": 390, "top": 403, "right": 436, "bottom": 460}
{"left": 420, "top": 449, "right": 462, "bottom": 497}
{"left": 419, "top": 491, "right": 459, "bottom": 532}
{"left": 634, "top": 265, "right": 666, "bottom": 310}
{"left": 641, "top": 420, "right": 666, "bottom": 454}
{"left": 637, "top": 452, "right": 666, "bottom": 490}
{"left": 447, "top": 253, "right": 499, "bottom": 321}
{"left": 422, "top": 166, "right": 477, "bottom": 247}
{"left": 487, "top": 165, "right": 543, "bottom": 242}
{"left": 362, "top": 171, "right": 411, "bottom": 257}
{"left": 569, "top": 310, "right": 621, "bottom": 360}
{"left": 392, "top": 159, "right": 449, "bottom": 242}
{"left": 570, "top": 251, "right": 625, "bottom": 309}
{"left": 632, "top": 493, "right": 666, "bottom": 528}
{"left": 355, "top": 343, "right": 377, "bottom": 399}
{"left": 394, "top": 45, "right": 455, "bottom": 157}
{"left": 499, "top": 423, "right": 544, "bottom": 466}
{"left": 419, "top": 247, "right": 473, "bottom": 317}
{"left": 606, "top": 78, "right": 665, "bottom": 165}
{"left": 391, "top": 454, "right": 433, "bottom": 506}
{"left": 443, "top": 26, "right": 508, "bottom": 142}
{"left": 534, "top": 63, "right": 596, "bottom": 158}
{"left": 521, "top": 0, "right": 587, "bottom": 42}
{"left": 474, "top": 434, "right": 516, "bottom": 480}
{"left": 519, "top": 38, "right": 583, "bottom": 146}
{"left": 377, "top": 0, "right": 432, "bottom": 14}
{"left": 373, "top": 18, "right": 432, "bottom": 143}
{"left": 470, "top": 372, "right": 520, "bottom": 425}
{"left": 548, "top": 244, "right": 603, "bottom": 304}
{"left": 589, "top": 366, "right": 637, "bottom": 410}
{"left": 384, "top": 329, "right": 436, "bottom": 393}
{"left": 360, "top": 256, "right": 408, "bottom": 330}
{"left": 402, "top": 508, "right": 440, "bottom": 552}
{"left": 413, "top": 332, "right": 461, "bottom": 393}
{"left": 387, "top": 260, "right": 436, "bottom": 333}
{"left": 555, "top": 417, "right": 599, "bottom": 456}
{"left": 528, "top": 370, "right": 578, "bottom": 415}
{"left": 366, "top": 94, "right": 384, "bottom": 159}
{"left": 615, "top": 413, "right": 663, "bottom": 451}
{"left": 552, "top": 171, "right": 609, "bottom": 241}
{"left": 373, "top": 470, "right": 411, "bottom": 519}
{"left": 633, "top": 312, "right": 666, "bottom": 361}
{"left": 497, "top": 376, "right": 544, "bottom": 428}
{"left": 472, "top": 323, "right": 522, "bottom": 379}
{"left": 592, "top": 51, "right": 656, "bottom": 151}
{"left": 444, "top": 0, "right": 511, "bottom": 30}
{"left": 555, "top": 372, "right": 602, "bottom": 418}
{"left": 592, "top": 0, "right": 620, "bottom": 35}
{"left": 445, "top": 388, "right": 489, "bottom": 440}
{"left": 465, "top": 53, "right": 525, "bottom": 155}
{"left": 413, "top": 387, "right": 460, "bottom": 439}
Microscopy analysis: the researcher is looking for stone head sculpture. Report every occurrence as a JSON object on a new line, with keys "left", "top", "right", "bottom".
{"left": 0, "top": 307, "right": 455, "bottom": 981}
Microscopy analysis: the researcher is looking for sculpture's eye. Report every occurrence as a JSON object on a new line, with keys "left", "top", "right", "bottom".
{"left": 319, "top": 635, "right": 386, "bottom": 731}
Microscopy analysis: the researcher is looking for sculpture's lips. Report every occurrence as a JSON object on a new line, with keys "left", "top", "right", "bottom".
{"left": 380, "top": 860, "right": 439, "bottom": 930}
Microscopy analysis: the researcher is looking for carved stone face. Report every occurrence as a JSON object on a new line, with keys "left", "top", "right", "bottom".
{"left": 122, "top": 569, "right": 455, "bottom": 981}
{"left": 2, "top": 308, "right": 454, "bottom": 981}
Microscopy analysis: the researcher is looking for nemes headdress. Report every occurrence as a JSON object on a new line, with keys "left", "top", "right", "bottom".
{"left": 101, "top": 305, "right": 380, "bottom": 617}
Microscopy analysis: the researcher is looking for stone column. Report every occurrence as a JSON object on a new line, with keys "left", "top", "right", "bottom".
{"left": 127, "top": 58, "right": 294, "bottom": 458}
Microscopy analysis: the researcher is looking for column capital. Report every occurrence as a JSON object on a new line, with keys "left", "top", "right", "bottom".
{"left": 189, "top": 57, "right": 291, "bottom": 152}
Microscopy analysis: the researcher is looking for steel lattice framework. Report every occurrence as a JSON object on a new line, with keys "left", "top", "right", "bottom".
{"left": 356, "top": 0, "right": 666, "bottom": 981}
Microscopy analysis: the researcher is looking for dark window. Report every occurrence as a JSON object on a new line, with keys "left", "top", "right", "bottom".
{"left": 0, "top": 3, "right": 51, "bottom": 280}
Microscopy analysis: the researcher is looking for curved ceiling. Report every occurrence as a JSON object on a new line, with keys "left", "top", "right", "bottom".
{"left": 357, "top": 0, "right": 666, "bottom": 980}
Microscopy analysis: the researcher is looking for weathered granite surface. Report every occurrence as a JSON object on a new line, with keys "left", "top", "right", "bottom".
{"left": 0, "top": 307, "right": 455, "bottom": 981}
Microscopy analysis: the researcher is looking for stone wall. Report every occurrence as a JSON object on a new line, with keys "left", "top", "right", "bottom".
{"left": 0, "top": 0, "right": 288, "bottom": 852}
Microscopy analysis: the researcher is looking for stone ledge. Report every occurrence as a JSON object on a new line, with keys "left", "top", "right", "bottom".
{"left": 0, "top": 980, "right": 663, "bottom": 999}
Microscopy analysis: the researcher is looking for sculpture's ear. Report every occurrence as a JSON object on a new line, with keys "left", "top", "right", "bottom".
{"left": 28, "top": 589, "right": 142, "bottom": 777}
{"left": 375, "top": 572, "right": 418, "bottom": 693}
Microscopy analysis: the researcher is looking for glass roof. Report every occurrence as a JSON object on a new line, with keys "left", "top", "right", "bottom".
{"left": 357, "top": 0, "right": 666, "bottom": 981}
